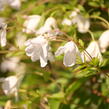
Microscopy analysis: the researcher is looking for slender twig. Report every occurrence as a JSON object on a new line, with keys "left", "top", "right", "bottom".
{"left": 90, "top": 16, "right": 109, "bottom": 29}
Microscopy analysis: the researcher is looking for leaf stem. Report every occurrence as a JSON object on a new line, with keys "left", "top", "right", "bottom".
{"left": 88, "top": 30, "right": 95, "bottom": 41}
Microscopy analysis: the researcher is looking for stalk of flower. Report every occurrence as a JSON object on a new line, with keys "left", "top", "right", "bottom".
{"left": 98, "top": 30, "right": 109, "bottom": 53}
{"left": 90, "top": 16, "right": 109, "bottom": 29}
{"left": 55, "top": 41, "right": 83, "bottom": 67}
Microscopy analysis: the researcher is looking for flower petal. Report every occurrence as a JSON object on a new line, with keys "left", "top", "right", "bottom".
{"left": 25, "top": 45, "right": 34, "bottom": 56}
{"left": 0, "top": 29, "right": 6, "bottom": 47}
{"left": 63, "top": 50, "right": 76, "bottom": 67}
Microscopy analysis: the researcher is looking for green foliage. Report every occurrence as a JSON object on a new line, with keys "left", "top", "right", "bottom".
{"left": 0, "top": 0, "right": 109, "bottom": 109}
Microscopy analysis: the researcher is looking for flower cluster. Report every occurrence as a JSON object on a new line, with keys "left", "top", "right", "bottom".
{"left": 0, "top": 3, "right": 109, "bottom": 101}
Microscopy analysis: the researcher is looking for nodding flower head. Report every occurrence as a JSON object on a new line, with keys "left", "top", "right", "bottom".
{"left": 36, "top": 17, "right": 58, "bottom": 35}
{"left": 1, "top": 76, "right": 18, "bottom": 95}
{"left": 25, "top": 35, "right": 54, "bottom": 67}
{"left": 23, "top": 15, "right": 41, "bottom": 34}
{"left": 81, "top": 41, "right": 103, "bottom": 62}
{"left": 8, "top": 0, "right": 21, "bottom": 10}
{"left": 55, "top": 41, "right": 82, "bottom": 67}
{"left": 99, "top": 30, "right": 109, "bottom": 53}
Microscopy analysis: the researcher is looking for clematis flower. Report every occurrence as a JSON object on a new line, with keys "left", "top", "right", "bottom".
{"left": 1, "top": 76, "right": 18, "bottom": 95}
{"left": 0, "top": 0, "right": 21, "bottom": 10}
{"left": 0, "top": 57, "right": 20, "bottom": 72}
{"left": 55, "top": 41, "right": 82, "bottom": 67}
{"left": 0, "top": 23, "right": 7, "bottom": 47}
{"left": 0, "top": 0, "right": 6, "bottom": 11}
{"left": 98, "top": 30, "right": 109, "bottom": 53}
{"left": 36, "top": 17, "right": 57, "bottom": 35}
{"left": 23, "top": 15, "right": 41, "bottom": 34}
{"left": 25, "top": 35, "right": 50, "bottom": 67}
{"left": 81, "top": 41, "right": 103, "bottom": 62}
{"left": 8, "top": 0, "right": 21, "bottom": 10}
{"left": 69, "top": 10, "right": 90, "bottom": 33}
{"left": 76, "top": 15, "right": 90, "bottom": 33}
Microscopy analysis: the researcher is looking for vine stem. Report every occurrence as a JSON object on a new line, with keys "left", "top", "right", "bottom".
{"left": 90, "top": 16, "right": 109, "bottom": 29}
{"left": 88, "top": 30, "right": 95, "bottom": 41}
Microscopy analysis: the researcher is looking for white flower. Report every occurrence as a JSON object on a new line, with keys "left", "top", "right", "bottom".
{"left": 0, "top": 57, "right": 20, "bottom": 72}
{"left": 8, "top": 0, "right": 21, "bottom": 10}
{"left": 0, "top": 0, "right": 6, "bottom": 11}
{"left": 70, "top": 10, "right": 90, "bottom": 33}
{"left": 99, "top": 30, "right": 109, "bottom": 53}
{"left": 69, "top": 9, "right": 80, "bottom": 18}
{"left": 0, "top": 23, "right": 7, "bottom": 47}
{"left": 55, "top": 41, "right": 82, "bottom": 67}
{"left": 1, "top": 76, "right": 18, "bottom": 95}
{"left": 62, "top": 18, "right": 72, "bottom": 26}
{"left": 76, "top": 15, "right": 90, "bottom": 33}
{"left": 36, "top": 17, "right": 57, "bottom": 35}
{"left": 23, "top": 15, "right": 41, "bottom": 34}
{"left": 0, "top": 0, "right": 21, "bottom": 10}
{"left": 81, "top": 41, "right": 103, "bottom": 62}
{"left": 25, "top": 36, "right": 50, "bottom": 67}
{"left": 44, "top": 17, "right": 57, "bottom": 28}
{"left": 36, "top": 26, "right": 52, "bottom": 35}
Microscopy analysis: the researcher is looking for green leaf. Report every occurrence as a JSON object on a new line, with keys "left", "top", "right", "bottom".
{"left": 49, "top": 92, "right": 64, "bottom": 99}
{"left": 66, "top": 78, "right": 88, "bottom": 95}
{"left": 48, "top": 98, "right": 61, "bottom": 109}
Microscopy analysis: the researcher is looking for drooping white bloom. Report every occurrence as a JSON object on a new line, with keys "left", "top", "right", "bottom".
{"left": 70, "top": 9, "right": 79, "bottom": 18}
{"left": 62, "top": 18, "right": 72, "bottom": 26}
{"left": 55, "top": 41, "right": 82, "bottom": 67}
{"left": 69, "top": 10, "right": 90, "bottom": 33}
{"left": 81, "top": 41, "right": 103, "bottom": 62}
{"left": 8, "top": 0, "right": 21, "bottom": 10}
{"left": 76, "top": 15, "right": 90, "bottom": 33}
{"left": 0, "top": 0, "right": 6, "bottom": 11}
{"left": 23, "top": 15, "right": 41, "bottom": 34}
{"left": 25, "top": 35, "right": 50, "bottom": 67}
{"left": 0, "top": 0, "right": 21, "bottom": 10}
{"left": 99, "top": 30, "right": 109, "bottom": 53}
{"left": 36, "top": 17, "right": 57, "bottom": 35}
{"left": 44, "top": 17, "right": 57, "bottom": 28}
{"left": 1, "top": 76, "right": 18, "bottom": 95}
{"left": 0, "top": 23, "right": 7, "bottom": 47}
{"left": 0, "top": 57, "right": 20, "bottom": 72}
